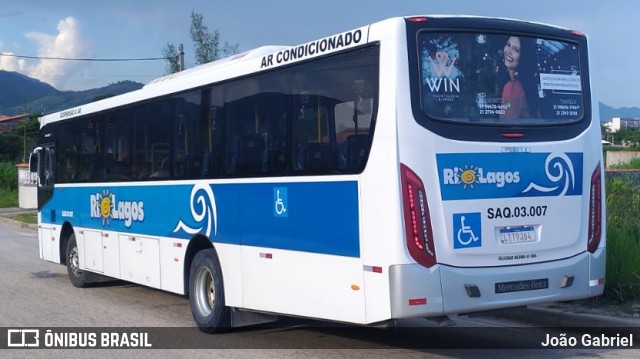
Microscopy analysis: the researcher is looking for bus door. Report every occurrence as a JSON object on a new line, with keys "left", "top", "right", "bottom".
{"left": 30, "top": 144, "right": 58, "bottom": 262}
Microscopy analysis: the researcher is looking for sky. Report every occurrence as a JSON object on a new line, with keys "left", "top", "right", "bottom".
{"left": 0, "top": 0, "right": 637, "bottom": 108}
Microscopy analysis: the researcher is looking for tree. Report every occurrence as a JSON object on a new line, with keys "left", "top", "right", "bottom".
{"left": 0, "top": 134, "right": 21, "bottom": 163}
{"left": 162, "top": 11, "right": 239, "bottom": 74}
{"left": 615, "top": 128, "right": 640, "bottom": 147}
{"left": 10, "top": 115, "right": 40, "bottom": 163}
{"left": 162, "top": 43, "right": 181, "bottom": 74}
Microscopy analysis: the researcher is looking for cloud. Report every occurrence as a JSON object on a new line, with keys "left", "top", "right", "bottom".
{"left": 0, "top": 51, "right": 28, "bottom": 72}
{"left": 24, "top": 16, "right": 93, "bottom": 89}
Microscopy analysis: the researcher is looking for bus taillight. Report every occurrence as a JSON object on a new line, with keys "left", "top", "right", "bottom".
{"left": 401, "top": 164, "right": 436, "bottom": 268}
{"left": 407, "top": 16, "right": 428, "bottom": 23}
{"left": 587, "top": 163, "right": 602, "bottom": 253}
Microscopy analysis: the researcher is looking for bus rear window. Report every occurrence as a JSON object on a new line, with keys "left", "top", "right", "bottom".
{"left": 418, "top": 32, "right": 584, "bottom": 125}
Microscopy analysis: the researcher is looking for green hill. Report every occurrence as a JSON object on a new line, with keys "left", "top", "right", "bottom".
{"left": 0, "top": 70, "right": 143, "bottom": 115}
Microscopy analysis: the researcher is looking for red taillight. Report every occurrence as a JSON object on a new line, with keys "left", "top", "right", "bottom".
{"left": 587, "top": 163, "right": 602, "bottom": 253}
{"left": 408, "top": 16, "right": 428, "bottom": 23}
{"left": 501, "top": 132, "right": 525, "bottom": 138}
{"left": 401, "top": 164, "right": 436, "bottom": 267}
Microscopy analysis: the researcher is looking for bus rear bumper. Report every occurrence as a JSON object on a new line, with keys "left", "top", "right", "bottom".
{"left": 440, "top": 251, "right": 605, "bottom": 315}
{"left": 389, "top": 249, "right": 605, "bottom": 319}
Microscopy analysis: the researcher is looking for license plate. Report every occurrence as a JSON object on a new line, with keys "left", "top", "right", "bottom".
{"left": 498, "top": 226, "right": 535, "bottom": 244}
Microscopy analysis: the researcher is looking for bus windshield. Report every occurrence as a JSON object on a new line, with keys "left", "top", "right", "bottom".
{"left": 418, "top": 31, "right": 584, "bottom": 125}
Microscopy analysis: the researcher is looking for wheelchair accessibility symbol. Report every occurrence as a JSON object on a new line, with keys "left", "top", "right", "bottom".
{"left": 274, "top": 187, "right": 288, "bottom": 217}
{"left": 453, "top": 212, "right": 481, "bottom": 249}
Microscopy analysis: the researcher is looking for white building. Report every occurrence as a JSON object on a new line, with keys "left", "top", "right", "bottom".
{"left": 603, "top": 117, "right": 640, "bottom": 132}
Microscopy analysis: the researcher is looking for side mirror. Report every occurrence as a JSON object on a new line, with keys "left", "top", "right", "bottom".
{"left": 29, "top": 150, "right": 40, "bottom": 173}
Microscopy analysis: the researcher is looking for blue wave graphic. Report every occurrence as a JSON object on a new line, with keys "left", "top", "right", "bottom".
{"left": 172, "top": 184, "right": 218, "bottom": 238}
{"left": 522, "top": 153, "right": 576, "bottom": 196}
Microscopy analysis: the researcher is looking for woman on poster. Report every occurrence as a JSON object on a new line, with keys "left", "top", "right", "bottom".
{"left": 498, "top": 36, "right": 535, "bottom": 119}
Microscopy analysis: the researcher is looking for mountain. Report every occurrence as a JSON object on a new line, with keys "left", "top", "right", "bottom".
{"left": 0, "top": 70, "right": 143, "bottom": 115}
{"left": 598, "top": 102, "right": 640, "bottom": 122}
{"left": 0, "top": 71, "right": 59, "bottom": 108}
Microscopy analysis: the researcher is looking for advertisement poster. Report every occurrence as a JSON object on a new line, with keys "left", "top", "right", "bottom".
{"left": 420, "top": 32, "right": 583, "bottom": 124}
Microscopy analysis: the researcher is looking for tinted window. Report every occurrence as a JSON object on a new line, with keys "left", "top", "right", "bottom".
{"left": 292, "top": 47, "right": 378, "bottom": 174}
{"left": 419, "top": 32, "right": 583, "bottom": 125}
{"left": 224, "top": 73, "right": 290, "bottom": 177}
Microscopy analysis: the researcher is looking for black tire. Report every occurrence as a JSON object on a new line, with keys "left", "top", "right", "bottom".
{"left": 189, "top": 248, "right": 230, "bottom": 333}
{"left": 66, "top": 233, "right": 88, "bottom": 288}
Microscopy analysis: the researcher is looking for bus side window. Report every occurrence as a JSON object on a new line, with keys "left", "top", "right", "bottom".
{"left": 292, "top": 54, "right": 379, "bottom": 175}
{"left": 291, "top": 91, "right": 335, "bottom": 174}
{"left": 257, "top": 92, "right": 289, "bottom": 175}
{"left": 132, "top": 100, "right": 174, "bottom": 181}
{"left": 197, "top": 86, "right": 225, "bottom": 179}
{"left": 104, "top": 112, "right": 132, "bottom": 181}
{"left": 335, "top": 97, "right": 373, "bottom": 172}
{"left": 225, "top": 75, "right": 289, "bottom": 177}
{"left": 77, "top": 118, "right": 103, "bottom": 182}
{"left": 233, "top": 133, "right": 265, "bottom": 175}
{"left": 174, "top": 90, "right": 203, "bottom": 179}
{"left": 343, "top": 134, "right": 370, "bottom": 172}
{"left": 302, "top": 142, "right": 336, "bottom": 173}
{"left": 43, "top": 146, "right": 55, "bottom": 187}
{"left": 56, "top": 121, "right": 78, "bottom": 183}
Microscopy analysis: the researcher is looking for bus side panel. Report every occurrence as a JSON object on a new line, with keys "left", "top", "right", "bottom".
{"left": 38, "top": 189, "right": 69, "bottom": 263}
{"left": 241, "top": 247, "right": 366, "bottom": 323}
{"left": 358, "top": 17, "right": 414, "bottom": 324}
{"left": 214, "top": 243, "right": 244, "bottom": 306}
{"left": 590, "top": 248, "right": 606, "bottom": 297}
{"left": 238, "top": 180, "right": 366, "bottom": 323}
{"left": 206, "top": 182, "right": 243, "bottom": 304}
{"left": 38, "top": 188, "right": 66, "bottom": 265}
{"left": 119, "top": 234, "right": 160, "bottom": 288}
{"left": 389, "top": 264, "right": 444, "bottom": 318}
{"left": 38, "top": 225, "right": 56, "bottom": 262}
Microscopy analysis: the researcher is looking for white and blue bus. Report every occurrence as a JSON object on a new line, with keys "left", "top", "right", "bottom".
{"left": 31, "top": 15, "right": 605, "bottom": 332}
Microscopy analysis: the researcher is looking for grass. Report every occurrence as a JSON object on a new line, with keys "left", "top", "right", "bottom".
{"left": 0, "top": 189, "right": 18, "bottom": 207}
{"left": 609, "top": 157, "right": 640, "bottom": 169}
{"left": 605, "top": 225, "right": 640, "bottom": 302}
{"left": 9, "top": 212, "right": 37, "bottom": 224}
{"left": 0, "top": 161, "right": 18, "bottom": 191}
{"left": 603, "top": 176, "right": 640, "bottom": 301}
{"left": 0, "top": 161, "right": 19, "bottom": 207}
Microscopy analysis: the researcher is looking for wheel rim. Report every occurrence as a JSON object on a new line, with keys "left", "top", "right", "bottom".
{"left": 194, "top": 266, "right": 215, "bottom": 317}
{"left": 68, "top": 245, "right": 81, "bottom": 277}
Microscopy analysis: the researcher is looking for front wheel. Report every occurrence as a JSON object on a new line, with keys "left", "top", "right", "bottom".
{"left": 189, "top": 248, "right": 230, "bottom": 333}
{"left": 66, "top": 233, "right": 88, "bottom": 288}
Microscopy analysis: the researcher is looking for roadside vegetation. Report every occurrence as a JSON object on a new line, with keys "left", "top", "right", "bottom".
{"left": 608, "top": 157, "right": 640, "bottom": 170}
{"left": 0, "top": 161, "right": 18, "bottom": 207}
{"left": 604, "top": 172, "right": 640, "bottom": 301}
{"left": 0, "top": 189, "right": 18, "bottom": 208}
{"left": 10, "top": 212, "right": 37, "bottom": 224}
{"left": 602, "top": 128, "right": 640, "bottom": 300}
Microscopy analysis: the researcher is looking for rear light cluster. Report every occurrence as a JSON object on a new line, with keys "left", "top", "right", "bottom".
{"left": 401, "top": 164, "right": 436, "bottom": 267}
{"left": 587, "top": 163, "right": 602, "bottom": 253}
{"left": 407, "top": 16, "right": 428, "bottom": 23}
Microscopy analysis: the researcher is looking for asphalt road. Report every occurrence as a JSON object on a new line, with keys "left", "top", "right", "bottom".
{"left": 0, "top": 220, "right": 638, "bottom": 358}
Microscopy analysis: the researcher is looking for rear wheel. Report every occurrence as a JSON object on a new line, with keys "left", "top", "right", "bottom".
{"left": 189, "top": 248, "right": 230, "bottom": 333}
{"left": 66, "top": 233, "right": 88, "bottom": 288}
